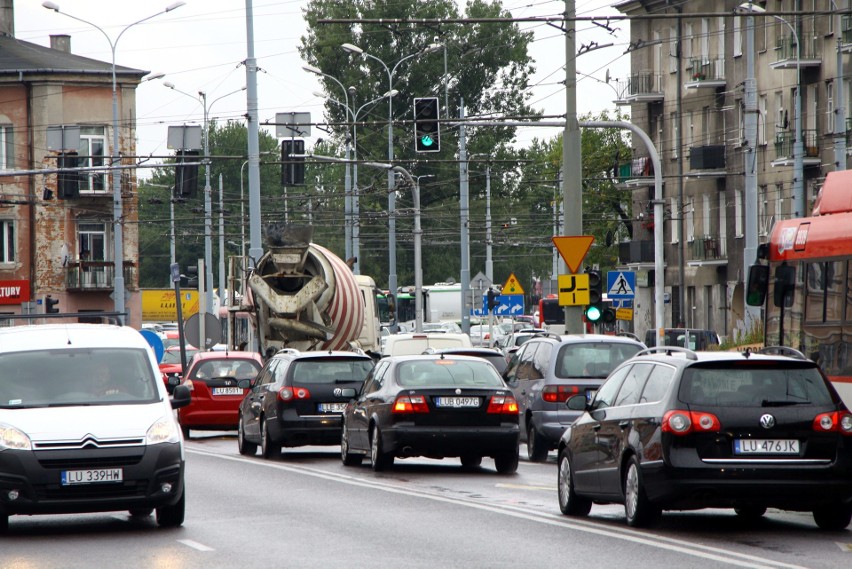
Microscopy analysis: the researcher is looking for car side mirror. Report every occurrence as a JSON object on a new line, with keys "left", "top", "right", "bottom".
{"left": 238, "top": 378, "right": 254, "bottom": 389}
{"left": 170, "top": 384, "right": 191, "bottom": 409}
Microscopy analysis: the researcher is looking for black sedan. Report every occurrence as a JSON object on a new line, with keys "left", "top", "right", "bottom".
{"left": 237, "top": 350, "right": 374, "bottom": 458}
{"left": 557, "top": 347, "right": 852, "bottom": 529}
{"left": 340, "top": 354, "right": 521, "bottom": 473}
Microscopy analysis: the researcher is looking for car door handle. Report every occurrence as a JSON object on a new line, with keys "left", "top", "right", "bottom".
{"left": 619, "top": 420, "right": 629, "bottom": 429}
{"left": 593, "top": 424, "right": 602, "bottom": 431}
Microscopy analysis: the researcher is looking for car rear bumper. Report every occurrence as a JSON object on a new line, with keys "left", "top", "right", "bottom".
{"left": 269, "top": 413, "right": 345, "bottom": 447}
{"left": 0, "top": 443, "right": 185, "bottom": 516}
{"left": 382, "top": 424, "right": 520, "bottom": 457}
{"left": 641, "top": 459, "right": 852, "bottom": 510}
{"left": 532, "top": 409, "right": 581, "bottom": 446}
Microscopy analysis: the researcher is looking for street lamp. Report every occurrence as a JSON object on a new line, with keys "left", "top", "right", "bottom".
{"left": 164, "top": 81, "right": 246, "bottom": 312}
{"left": 42, "top": 1, "right": 186, "bottom": 325}
{"left": 313, "top": 88, "right": 399, "bottom": 274}
{"left": 341, "top": 42, "right": 441, "bottom": 302}
{"left": 304, "top": 65, "right": 355, "bottom": 261}
{"left": 736, "top": 2, "right": 804, "bottom": 217}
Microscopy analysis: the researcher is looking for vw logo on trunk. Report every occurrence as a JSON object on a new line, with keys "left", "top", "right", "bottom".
{"left": 334, "top": 388, "right": 342, "bottom": 396}
{"left": 759, "top": 414, "right": 776, "bottom": 429}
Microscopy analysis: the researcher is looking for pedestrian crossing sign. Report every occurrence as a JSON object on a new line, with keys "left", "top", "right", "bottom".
{"left": 502, "top": 273, "right": 524, "bottom": 295}
{"left": 607, "top": 271, "right": 635, "bottom": 299}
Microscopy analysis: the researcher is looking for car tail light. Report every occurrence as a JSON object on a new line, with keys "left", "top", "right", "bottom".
{"left": 487, "top": 395, "right": 519, "bottom": 414}
{"left": 662, "top": 410, "right": 721, "bottom": 435}
{"left": 542, "top": 385, "right": 580, "bottom": 403}
{"left": 392, "top": 394, "right": 430, "bottom": 413}
{"left": 812, "top": 411, "right": 852, "bottom": 435}
{"left": 278, "top": 386, "right": 311, "bottom": 401}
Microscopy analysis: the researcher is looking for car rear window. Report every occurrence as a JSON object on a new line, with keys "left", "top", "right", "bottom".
{"left": 192, "top": 358, "right": 261, "bottom": 381}
{"left": 555, "top": 343, "right": 643, "bottom": 379}
{"left": 397, "top": 359, "right": 505, "bottom": 388}
{"left": 290, "top": 358, "right": 374, "bottom": 384}
{"left": 679, "top": 363, "right": 834, "bottom": 406}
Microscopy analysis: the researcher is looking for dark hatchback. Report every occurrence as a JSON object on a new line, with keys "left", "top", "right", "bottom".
{"left": 424, "top": 347, "right": 509, "bottom": 375}
{"left": 557, "top": 347, "right": 852, "bottom": 529}
{"left": 340, "top": 354, "right": 520, "bottom": 473}
{"left": 237, "top": 350, "right": 374, "bottom": 458}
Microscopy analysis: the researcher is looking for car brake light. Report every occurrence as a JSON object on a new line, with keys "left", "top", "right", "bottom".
{"left": 813, "top": 411, "right": 852, "bottom": 435}
{"left": 278, "top": 386, "right": 311, "bottom": 401}
{"left": 392, "top": 394, "right": 430, "bottom": 413}
{"left": 487, "top": 395, "right": 519, "bottom": 414}
{"left": 542, "top": 385, "right": 580, "bottom": 403}
{"left": 662, "top": 410, "right": 721, "bottom": 435}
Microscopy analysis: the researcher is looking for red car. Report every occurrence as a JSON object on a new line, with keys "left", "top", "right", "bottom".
{"left": 178, "top": 351, "right": 263, "bottom": 438}
{"left": 159, "top": 345, "right": 199, "bottom": 393}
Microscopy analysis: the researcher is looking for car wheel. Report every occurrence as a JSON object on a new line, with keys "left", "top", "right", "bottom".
{"left": 623, "top": 456, "right": 660, "bottom": 527}
{"left": 341, "top": 422, "right": 362, "bottom": 467}
{"left": 460, "top": 454, "right": 482, "bottom": 468}
{"left": 494, "top": 449, "right": 519, "bottom": 474}
{"left": 734, "top": 506, "right": 767, "bottom": 521}
{"left": 557, "top": 450, "right": 592, "bottom": 516}
{"left": 156, "top": 489, "right": 185, "bottom": 528}
{"left": 0, "top": 513, "right": 8, "bottom": 534}
{"left": 527, "top": 422, "right": 549, "bottom": 463}
{"left": 260, "top": 419, "right": 280, "bottom": 459}
{"left": 237, "top": 416, "right": 257, "bottom": 456}
{"left": 813, "top": 503, "right": 852, "bottom": 530}
{"left": 129, "top": 508, "right": 153, "bottom": 518}
{"left": 370, "top": 424, "right": 393, "bottom": 471}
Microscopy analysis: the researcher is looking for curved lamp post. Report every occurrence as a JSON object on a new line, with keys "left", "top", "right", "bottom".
{"left": 42, "top": 0, "right": 186, "bottom": 324}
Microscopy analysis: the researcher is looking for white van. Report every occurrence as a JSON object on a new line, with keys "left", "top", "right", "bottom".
{"left": 0, "top": 323, "right": 191, "bottom": 532}
{"left": 383, "top": 332, "right": 473, "bottom": 357}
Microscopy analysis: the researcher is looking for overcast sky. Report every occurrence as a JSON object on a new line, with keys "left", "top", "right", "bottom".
{"left": 14, "top": 0, "right": 631, "bottom": 169}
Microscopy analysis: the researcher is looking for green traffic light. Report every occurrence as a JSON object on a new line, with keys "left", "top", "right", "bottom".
{"left": 585, "top": 305, "right": 602, "bottom": 322}
{"left": 420, "top": 135, "right": 434, "bottom": 147}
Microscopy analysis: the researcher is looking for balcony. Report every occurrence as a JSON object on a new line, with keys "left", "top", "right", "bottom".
{"left": 618, "top": 240, "right": 655, "bottom": 267}
{"left": 773, "top": 130, "right": 822, "bottom": 167}
{"left": 688, "top": 145, "right": 726, "bottom": 175}
{"left": 616, "top": 156, "right": 656, "bottom": 188}
{"left": 684, "top": 57, "right": 726, "bottom": 90}
{"left": 65, "top": 261, "right": 136, "bottom": 292}
{"left": 770, "top": 36, "right": 821, "bottom": 70}
{"left": 622, "top": 71, "right": 664, "bottom": 104}
{"left": 687, "top": 235, "right": 728, "bottom": 267}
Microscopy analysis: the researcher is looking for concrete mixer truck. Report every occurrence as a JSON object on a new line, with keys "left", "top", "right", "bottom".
{"left": 221, "top": 225, "right": 381, "bottom": 358}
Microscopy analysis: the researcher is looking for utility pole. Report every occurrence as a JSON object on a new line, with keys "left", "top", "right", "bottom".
{"left": 459, "top": 101, "right": 471, "bottom": 334}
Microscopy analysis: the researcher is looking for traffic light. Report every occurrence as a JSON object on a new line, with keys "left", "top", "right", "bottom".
{"left": 584, "top": 269, "right": 603, "bottom": 323}
{"left": 486, "top": 288, "right": 499, "bottom": 312}
{"left": 174, "top": 150, "right": 199, "bottom": 197}
{"left": 45, "top": 295, "right": 59, "bottom": 314}
{"left": 180, "top": 265, "right": 199, "bottom": 288}
{"left": 57, "top": 152, "right": 81, "bottom": 199}
{"left": 414, "top": 97, "right": 440, "bottom": 152}
{"left": 281, "top": 139, "right": 305, "bottom": 186}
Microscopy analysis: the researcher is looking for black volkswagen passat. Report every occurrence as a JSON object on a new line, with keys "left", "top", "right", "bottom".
{"left": 341, "top": 354, "right": 520, "bottom": 473}
{"left": 557, "top": 346, "right": 852, "bottom": 529}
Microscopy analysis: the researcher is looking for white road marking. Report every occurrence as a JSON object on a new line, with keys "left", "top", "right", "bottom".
{"left": 178, "top": 539, "right": 215, "bottom": 552}
{"left": 835, "top": 542, "right": 852, "bottom": 552}
{"left": 187, "top": 448, "right": 809, "bottom": 569}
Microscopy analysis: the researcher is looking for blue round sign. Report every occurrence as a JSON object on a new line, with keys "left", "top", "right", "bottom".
{"left": 139, "top": 329, "right": 165, "bottom": 363}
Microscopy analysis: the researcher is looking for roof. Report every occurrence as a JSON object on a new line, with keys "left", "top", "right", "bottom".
{"left": 273, "top": 350, "right": 372, "bottom": 360}
{"left": 189, "top": 351, "right": 263, "bottom": 362}
{"left": 0, "top": 323, "right": 148, "bottom": 352}
{"left": 0, "top": 34, "right": 146, "bottom": 79}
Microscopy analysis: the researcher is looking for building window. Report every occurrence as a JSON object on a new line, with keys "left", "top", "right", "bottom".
{"left": 718, "top": 192, "right": 727, "bottom": 255}
{"left": 734, "top": 16, "right": 742, "bottom": 58}
{"left": 79, "top": 126, "right": 106, "bottom": 193}
{"left": 0, "top": 219, "right": 15, "bottom": 263}
{"left": 78, "top": 222, "right": 108, "bottom": 261}
{"left": 669, "top": 26, "right": 677, "bottom": 73}
{"left": 0, "top": 125, "right": 14, "bottom": 170}
{"left": 735, "top": 189, "right": 743, "bottom": 238}
{"left": 759, "top": 94, "right": 768, "bottom": 145}
{"left": 670, "top": 197, "right": 679, "bottom": 244}
{"left": 827, "top": 81, "right": 835, "bottom": 135}
{"left": 670, "top": 112, "right": 678, "bottom": 159}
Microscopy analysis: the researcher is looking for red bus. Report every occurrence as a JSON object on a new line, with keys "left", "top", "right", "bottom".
{"left": 748, "top": 169, "right": 852, "bottom": 406}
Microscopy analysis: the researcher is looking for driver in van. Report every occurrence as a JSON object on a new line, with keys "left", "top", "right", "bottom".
{"left": 92, "top": 362, "right": 124, "bottom": 397}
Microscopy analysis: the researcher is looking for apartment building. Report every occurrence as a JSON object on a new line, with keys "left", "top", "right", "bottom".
{"left": 0, "top": 0, "right": 145, "bottom": 327}
{"left": 614, "top": 0, "right": 850, "bottom": 342}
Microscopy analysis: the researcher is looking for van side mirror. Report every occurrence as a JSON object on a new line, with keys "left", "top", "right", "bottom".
{"left": 746, "top": 264, "right": 769, "bottom": 307}
{"left": 773, "top": 264, "right": 796, "bottom": 308}
{"left": 170, "top": 384, "right": 191, "bottom": 409}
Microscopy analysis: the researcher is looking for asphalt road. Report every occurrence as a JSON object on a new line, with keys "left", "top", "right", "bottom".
{"left": 2, "top": 435, "right": 851, "bottom": 569}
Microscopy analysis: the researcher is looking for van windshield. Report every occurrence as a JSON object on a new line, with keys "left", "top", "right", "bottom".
{"left": 0, "top": 348, "right": 160, "bottom": 408}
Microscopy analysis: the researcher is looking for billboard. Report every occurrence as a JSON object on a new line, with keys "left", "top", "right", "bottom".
{"left": 141, "top": 289, "right": 199, "bottom": 322}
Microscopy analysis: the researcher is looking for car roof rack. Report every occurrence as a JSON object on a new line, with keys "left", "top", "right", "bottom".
{"left": 753, "top": 345, "right": 809, "bottom": 360}
{"left": 616, "top": 331, "right": 641, "bottom": 342}
{"left": 532, "top": 331, "right": 562, "bottom": 340}
{"left": 636, "top": 345, "right": 699, "bottom": 360}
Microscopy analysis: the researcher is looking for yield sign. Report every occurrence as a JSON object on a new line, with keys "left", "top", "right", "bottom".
{"left": 551, "top": 235, "right": 594, "bottom": 273}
